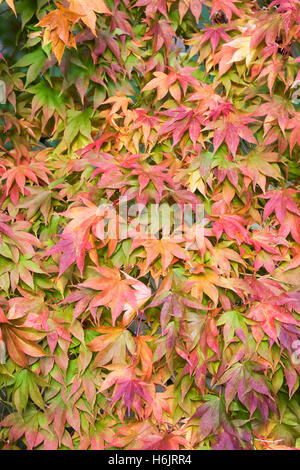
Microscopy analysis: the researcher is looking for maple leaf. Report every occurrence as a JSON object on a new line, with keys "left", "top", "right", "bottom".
{"left": 103, "top": 93, "right": 133, "bottom": 122}
{"left": 216, "top": 309, "right": 251, "bottom": 344}
{"left": 210, "top": 0, "right": 242, "bottom": 22}
{"left": 14, "top": 49, "right": 47, "bottom": 87}
{"left": 2, "top": 159, "right": 52, "bottom": 204}
{"left": 78, "top": 29, "right": 123, "bottom": 64}
{"left": 142, "top": 67, "right": 199, "bottom": 103}
{"left": 134, "top": 0, "right": 168, "bottom": 19}
{"left": 45, "top": 311, "right": 72, "bottom": 354}
{"left": 110, "top": 6, "right": 134, "bottom": 37}
{"left": 64, "top": 108, "right": 93, "bottom": 146}
{"left": 212, "top": 214, "right": 251, "bottom": 245}
{"left": 184, "top": 266, "right": 222, "bottom": 305}
{"left": 259, "top": 189, "right": 300, "bottom": 243}
{"left": 123, "top": 276, "right": 152, "bottom": 325}
{"left": 216, "top": 362, "right": 275, "bottom": 418}
{"left": 176, "top": 223, "right": 214, "bottom": 256}
{"left": 250, "top": 228, "right": 289, "bottom": 273}
{"left": 185, "top": 310, "right": 220, "bottom": 358}
{"left": 237, "top": 146, "right": 282, "bottom": 193}
{"left": 79, "top": 416, "right": 116, "bottom": 450}
{"left": 277, "top": 290, "right": 300, "bottom": 315}
{"left": 63, "top": 287, "right": 99, "bottom": 321}
{"left": 2, "top": 252, "right": 46, "bottom": 291}
{"left": 141, "top": 429, "right": 188, "bottom": 450}
{"left": 78, "top": 267, "right": 150, "bottom": 324}
{"left": 187, "top": 82, "right": 224, "bottom": 108}
{"left": 186, "top": 25, "right": 232, "bottom": 57}
{"left": 77, "top": 132, "right": 114, "bottom": 156}
{"left": 100, "top": 365, "right": 153, "bottom": 417}
{"left": 209, "top": 241, "right": 246, "bottom": 276}
{"left": 131, "top": 237, "right": 189, "bottom": 275}
{"left": 27, "top": 81, "right": 67, "bottom": 132}
{"left": 127, "top": 162, "right": 176, "bottom": 203}
{"left": 247, "top": 302, "right": 300, "bottom": 345}
{"left": 110, "top": 377, "right": 152, "bottom": 417}
{"left": 11, "top": 368, "right": 48, "bottom": 413}
{"left": 213, "top": 35, "right": 258, "bottom": 77}
{"left": 129, "top": 109, "right": 159, "bottom": 147}
{"left": 249, "top": 8, "right": 282, "bottom": 49}
{"left": 203, "top": 110, "right": 257, "bottom": 157}
{"left": 18, "top": 186, "right": 60, "bottom": 224}
{"left": 44, "top": 198, "right": 121, "bottom": 276}
{"left": 254, "top": 250, "right": 279, "bottom": 274}
{"left": 66, "top": 365, "right": 102, "bottom": 409}
{"left": 37, "top": 5, "right": 81, "bottom": 64}
{"left": 87, "top": 326, "right": 135, "bottom": 366}
{"left": 107, "top": 421, "right": 156, "bottom": 449}
{"left": 0, "top": 308, "right": 47, "bottom": 367}
{"left": 150, "top": 287, "right": 203, "bottom": 334}
{"left": 45, "top": 387, "right": 81, "bottom": 445}
{"left": 158, "top": 106, "right": 206, "bottom": 148}
{"left": 7, "top": 290, "right": 46, "bottom": 326}
{"left": 178, "top": 0, "right": 204, "bottom": 22}
{"left": 256, "top": 58, "right": 289, "bottom": 95}
{"left": 0, "top": 215, "right": 41, "bottom": 258}
{"left": 254, "top": 94, "right": 294, "bottom": 137}
{"left": 0, "top": 407, "right": 49, "bottom": 450}
{"left": 67, "top": 0, "right": 111, "bottom": 36}
{"left": 143, "top": 20, "right": 176, "bottom": 54}
{"left": 261, "top": 188, "right": 300, "bottom": 224}
{"left": 191, "top": 395, "right": 227, "bottom": 441}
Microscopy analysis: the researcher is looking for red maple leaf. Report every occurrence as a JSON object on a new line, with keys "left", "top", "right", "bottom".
{"left": 143, "top": 20, "right": 176, "bottom": 54}
{"left": 78, "top": 267, "right": 151, "bottom": 324}
{"left": 203, "top": 111, "right": 257, "bottom": 157}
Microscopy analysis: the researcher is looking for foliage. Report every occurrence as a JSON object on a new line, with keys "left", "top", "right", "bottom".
{"left": 0, "top": 0, "right": 300, "bottom": 451}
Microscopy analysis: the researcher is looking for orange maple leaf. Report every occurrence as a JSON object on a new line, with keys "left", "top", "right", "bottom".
{"left": 67, "top": 0, "right": 111, "bottom": 36}
{"left": 37, "top": 5, "right": 81, "bottom": 64}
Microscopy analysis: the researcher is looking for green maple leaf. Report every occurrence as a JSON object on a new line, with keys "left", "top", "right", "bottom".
{"left": 64, "top": 108, "right": 93, "bottom": 146}
{"left": 14, "top": 48, "right": 46, "bottom": 87}
{"left": 217, "top": 309, "right": 253, "bottom": 344}
{"left": 27, "top": 81, "right": 66, "bottom": 122}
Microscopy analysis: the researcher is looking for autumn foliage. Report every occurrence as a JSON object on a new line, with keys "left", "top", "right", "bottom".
{"left": 0, "top": 0, "right": 300, "bottom": 451}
